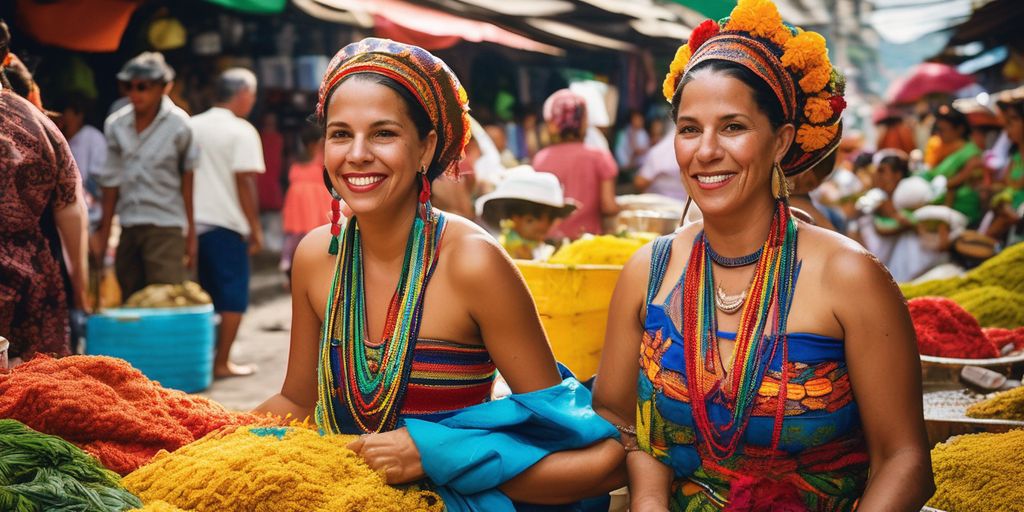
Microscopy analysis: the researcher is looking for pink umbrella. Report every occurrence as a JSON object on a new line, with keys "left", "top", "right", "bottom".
{"left": 886, "top": 62, "right": 975, "bottom": 104}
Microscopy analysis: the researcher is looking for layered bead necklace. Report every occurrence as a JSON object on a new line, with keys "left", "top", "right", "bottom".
{"left": 682, "top": 201, "right": 799, "bottom": 460}
{"left": 316, "top": 210, "right": 446, "bottom": 434}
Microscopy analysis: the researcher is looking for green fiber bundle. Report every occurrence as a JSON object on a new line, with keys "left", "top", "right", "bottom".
{"left": 0, "top": 419, "right": 142, "bottom": 512}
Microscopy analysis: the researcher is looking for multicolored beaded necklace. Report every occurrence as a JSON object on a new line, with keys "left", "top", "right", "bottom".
{"left": 682, "top": 200, "right": 799, "bottom": 461}
{"left": 315, "top": 209, "right": 446, "bottom": 434}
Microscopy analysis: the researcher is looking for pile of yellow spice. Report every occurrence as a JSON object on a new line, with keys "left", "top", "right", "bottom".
{"left": 966, "top": 386, "right": 1024, "bottom": 421}
{"left": 928, "top": 429, "right": 1024, "bottom": 511}
{"left": 124, "top": 425, "right": 443, "bottom": 512}
{"left": 900, "top": 243, "right": 1024, "bottom": 328}
{"left": 549, "top": 234, "right": 654, "bottom": 266}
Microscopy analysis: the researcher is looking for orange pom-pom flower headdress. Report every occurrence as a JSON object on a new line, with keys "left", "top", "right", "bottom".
{"left": 663, "top": 0, "right": 846, "bottom": 176}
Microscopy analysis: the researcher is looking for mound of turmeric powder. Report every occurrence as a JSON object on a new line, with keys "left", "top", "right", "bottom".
{"left": 965, "top": 386, "right": 1024, "bottom": 421}
{"left": 123, "top": 425, "right": 443, "bottom": 512}
{"left": 928, "top": 429, "right": 1024, "bottom": 511}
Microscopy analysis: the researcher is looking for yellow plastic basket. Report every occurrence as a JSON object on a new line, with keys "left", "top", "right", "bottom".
{"left": 515, "top": 260, "right": 623, "bottom": 379}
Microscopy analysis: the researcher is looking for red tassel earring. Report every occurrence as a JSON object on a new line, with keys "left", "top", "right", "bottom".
{"left": 323, "top": 167, "right": 343, "bottom": 255}
{"left": 418, "top": 167, "right": 432, "bottom": 221}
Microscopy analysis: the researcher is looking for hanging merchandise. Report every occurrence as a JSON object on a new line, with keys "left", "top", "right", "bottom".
{"left": 296, "top": 55, "right": 330, "bottom": 92}
{"left": 203, "top": 0, "right": 286, "bottom": 15}
{"left": 192, "top": 31, "right": 223, "bottom": 56}
{"left": 148, "top": 15, "right": 187, "bottom": 51}
{"left": 258, "top": 56, "right": 294, "bottom": 90}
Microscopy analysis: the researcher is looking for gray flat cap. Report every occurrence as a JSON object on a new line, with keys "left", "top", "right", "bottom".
{"left": 117, "top": 51, "right": 175, "bottom": 82}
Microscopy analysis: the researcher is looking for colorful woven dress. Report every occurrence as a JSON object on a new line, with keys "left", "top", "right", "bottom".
{"left": 637, "top": 230, "right": 869, "bottom": 511}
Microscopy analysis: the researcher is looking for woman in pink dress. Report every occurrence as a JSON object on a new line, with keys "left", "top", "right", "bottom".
{"left": 280, "top": 124, "right": 332, "bottom": 282}
{"left": 532, "top": 89, "right": 620, "bottom": 240}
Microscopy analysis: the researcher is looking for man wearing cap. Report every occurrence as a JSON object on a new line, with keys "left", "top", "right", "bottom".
{"left": 190, "top": 68, "right": 264, "bottom": 378}
{"left": 92, "top": 52, "right": 198, "bottom": 299}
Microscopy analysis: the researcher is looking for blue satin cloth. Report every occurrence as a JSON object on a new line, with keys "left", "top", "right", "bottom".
{"left": 404, "top": 377, "right": 618, "bottom": 512}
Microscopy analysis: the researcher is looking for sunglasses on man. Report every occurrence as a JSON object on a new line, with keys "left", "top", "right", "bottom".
{"left": 119, "top": 81, "right": 160, "bottom": 93}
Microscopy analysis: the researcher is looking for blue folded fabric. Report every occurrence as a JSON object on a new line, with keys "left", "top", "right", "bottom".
{"left": 404, "top": 378, "right": 617, "bottom": 512}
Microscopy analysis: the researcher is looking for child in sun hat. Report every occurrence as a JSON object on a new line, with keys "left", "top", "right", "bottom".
{"left": 475, "top": 166, "right": 577, "bottom": 260}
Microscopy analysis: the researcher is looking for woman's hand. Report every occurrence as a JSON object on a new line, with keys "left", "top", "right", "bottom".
{"left": 347, "top": 428, "right": 425, "bottom": 484}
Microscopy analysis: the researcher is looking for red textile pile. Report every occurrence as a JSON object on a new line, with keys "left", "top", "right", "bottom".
{"left": 0, "top": 355, "right": 277, "bottom": 475}
{"left": 908, "top": 297, "right": 999, "bottom": 359}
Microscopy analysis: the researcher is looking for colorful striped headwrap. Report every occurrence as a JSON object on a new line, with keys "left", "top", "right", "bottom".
{"left": 316, "top": 38, "right": 471, "bottom": 180}
{"left": 663, "top": 0, "right": 846, "bottom": 176}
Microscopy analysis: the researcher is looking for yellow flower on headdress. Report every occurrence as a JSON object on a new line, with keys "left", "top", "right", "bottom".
{"left": 781, "top": 31, "right": 828, "bottom": 72}
{"left": 796, "top": 123, "right": 839, "bottom": 152}
{"left": 804, "top": 96, "right": 833, "bottom": 124}
{"left": 726, "top": 0, "right": 785, "bottom": 45}
{"left": 662, "top": 44, "right": 692, "bottom": 102}
{"left": 799, "top": 61, "right": 832, "bottom": 94}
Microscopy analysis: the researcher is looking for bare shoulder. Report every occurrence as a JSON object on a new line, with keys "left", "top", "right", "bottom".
{"left": 292, "top": 225, "right": 337, "bottom": 278}
{"left": 294, "top": 224, "right": 333, "bottom": 258}
{"left": 438, "top": 214, "right": 513, "bottom": 285}
{"left": 799, "top": 222, "right": 896, "bottom": 292}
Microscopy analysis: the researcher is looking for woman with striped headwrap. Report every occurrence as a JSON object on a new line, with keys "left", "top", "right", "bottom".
{"left": 592, "top": 0, "right": 933, "bottom": 510}
{"left": 254, "top": 38, "right": 624, "bottom": 510}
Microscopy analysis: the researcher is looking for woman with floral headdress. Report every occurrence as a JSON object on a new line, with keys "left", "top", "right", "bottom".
{"left": 591, "top": 1, "right": 934, "bottom": 510}
{"left": 254, "top": 38, "right": 624, "bottom": 509}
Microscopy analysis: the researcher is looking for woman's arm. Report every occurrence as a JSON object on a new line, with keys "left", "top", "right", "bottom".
{"left": 252, "top": 227, "right": 329, "bottom": 420}
{"left": 827, "top": 249, "right": 935, "bottom": 511}
{"left": 600, "top": 178, "right": 622, "bottom": 216}
{"left": 592, "top": 244, "right": 673, "bottom": 510}
{"left": 54, "top": 188, "right": 90, "bottom": 312}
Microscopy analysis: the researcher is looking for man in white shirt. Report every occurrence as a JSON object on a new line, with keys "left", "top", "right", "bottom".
{"left": 191, "top": 68, "right": 264, "bottom": 378}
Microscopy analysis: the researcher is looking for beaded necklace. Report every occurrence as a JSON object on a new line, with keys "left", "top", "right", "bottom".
{"left": 316, "top": 210, "right": 446, "bottom": 434}
{"left": 682, "top": 201, "right": 798, "bottom": 461}
{"left": 706, "top": 243, "right": 763, "bottom": 268}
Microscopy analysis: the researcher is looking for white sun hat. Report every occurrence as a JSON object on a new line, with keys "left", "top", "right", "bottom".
{"left": 914, "top": 205, "right": 969, "bottom": 240}
{"left": 475, "top": 166, "right": 577, "bottom": 227}
{"left": 892, "top": 176, "right": 936, "bottom": 211}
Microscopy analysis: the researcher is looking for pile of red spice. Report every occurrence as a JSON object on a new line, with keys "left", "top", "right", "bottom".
{"left": 982, "top": 327, "right": 1024, "bottom": 354}
{"left": 0, "top": 355, "right": 278, "bottom": 475}
{"left": 909, "top": 297, "right": 999, "bottom": 359}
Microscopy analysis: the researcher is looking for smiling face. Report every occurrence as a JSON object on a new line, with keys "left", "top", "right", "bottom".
{"left": 323, "top": 76, "right": 437, "bottom": 217}
{"left": 674, "top": 69, "right": 793, "bottom": 217}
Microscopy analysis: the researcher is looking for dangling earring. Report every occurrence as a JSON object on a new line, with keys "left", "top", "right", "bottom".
{"left": 323, "top": 167, "right": 344, "bottom": 255}
{"left": 771, "top": 162, "right": 789, "bottom": 201}
{"left": 418, "top": 165, "right": 432, "bottom": 222}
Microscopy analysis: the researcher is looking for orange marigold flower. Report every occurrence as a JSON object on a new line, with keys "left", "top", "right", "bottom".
{"left": 781, "top": 31, "right": 828, "bottom": 72}
{"left": 670, "top": 44, "right": 692, "bottom": 74}
{"left": 725, "top": 0, "right": 783, "bottom": 44}
{"left": 799, "top": 62, "right": 832, "bottom": 93}
{"left": 770, "top": 27, "right": 793, "bottom": 47}
{"left": 796, "top": 123, "right": 839, "bottom": 152}
{"left": 663, "top": 71, "right": 679, "bottom": 102}
{"left": 663, "top": 44, "right": 692, "bottom": 101}
{"left": 804, "top": 96, "right": 833, "bottom": 124}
